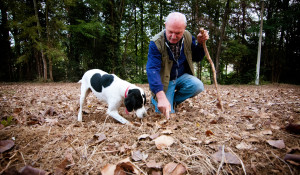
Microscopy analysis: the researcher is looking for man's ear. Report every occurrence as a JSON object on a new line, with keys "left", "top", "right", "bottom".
{"left": 124, "top": 94, "right": 135, "bottom": 112}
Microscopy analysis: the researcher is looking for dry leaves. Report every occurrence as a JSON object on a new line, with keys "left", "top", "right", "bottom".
{"left": 19, "top": 165, "right": 48, "bottom": 175}
{"left": 0, "top": 83, "right": 300, "bottom": 174}
{"left": 163, "top": 162, "right": 186, "bottom": 175}
{"left": 236, "top": 142, "right": 252, "bottom": 150}
{"left": 131, "top": 150, "right": 148, "bottom": 161}
{"left": 0, "top": 140, "right": 14, "bottom": 153}
{"left": 212, "top": 147, "right": 241, "bottom": 165}
{"left": 154, "top": 135, "right": 175, "bottom": 149}
{"left": 266, "top": 140, "right": 285, "bottom": 149}
{"left": 101, "top": 157, "right": 140, "bottom": 175}
{"left": 146, "top": 160, "right": 163, "bottom": 169}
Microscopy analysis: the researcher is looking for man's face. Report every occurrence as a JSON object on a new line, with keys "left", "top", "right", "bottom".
{"left": 165, "top": 20, "right": 186, "bottom": 44}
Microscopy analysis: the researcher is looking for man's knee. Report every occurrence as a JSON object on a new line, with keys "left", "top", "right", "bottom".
{"left": 193, "top": 79, "right": 204, "bottom": 95}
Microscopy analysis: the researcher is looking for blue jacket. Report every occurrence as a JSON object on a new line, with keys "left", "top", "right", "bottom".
{"left": 146, "top": 31, "right": 205, "bottom": 94}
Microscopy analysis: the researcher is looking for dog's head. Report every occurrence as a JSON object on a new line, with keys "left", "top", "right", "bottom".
{"left": 124, "top": 88, "right": 147, "bottom": 118}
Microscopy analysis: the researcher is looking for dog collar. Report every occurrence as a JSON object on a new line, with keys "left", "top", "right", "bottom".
{"left": 124, "top": 86, "right": 130, "bottom": 114}
{"left": 125, "top": 86, "right": 130, "bottom": 98}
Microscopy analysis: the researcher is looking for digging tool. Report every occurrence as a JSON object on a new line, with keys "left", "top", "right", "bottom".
{"left": 200, "top": 28, "right": 224, "bottom": 111}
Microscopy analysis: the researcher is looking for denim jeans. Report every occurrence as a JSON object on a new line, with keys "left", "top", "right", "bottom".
{"left": 151, "top": 73, "right": 204, "bottom": 113}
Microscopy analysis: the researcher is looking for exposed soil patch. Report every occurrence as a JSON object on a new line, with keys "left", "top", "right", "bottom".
{"left": 0, "top": 83, "right": 299, "bottom": 174}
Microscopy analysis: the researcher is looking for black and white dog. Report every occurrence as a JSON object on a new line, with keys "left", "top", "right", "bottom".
{"left": 78, "top": 69, "right": 147, "bottom": 124}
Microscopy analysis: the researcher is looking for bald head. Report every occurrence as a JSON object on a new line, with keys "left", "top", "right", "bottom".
{"left": 164, "top": 12, "right": 187, "bottom": 44}
{"left": 165, "top": 12, "right": 187, "bottom": 27}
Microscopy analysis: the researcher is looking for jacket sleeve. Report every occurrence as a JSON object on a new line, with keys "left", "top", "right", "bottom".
{"left": 146, "top": 41, "right": 164, "bottom": 94}
{"left": 191, "top": 36, "right": 205, "bottom": 62}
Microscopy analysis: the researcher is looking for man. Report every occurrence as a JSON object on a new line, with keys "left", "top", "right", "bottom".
{"left": 146, "top": 12, "right": 209, "bottom": 119}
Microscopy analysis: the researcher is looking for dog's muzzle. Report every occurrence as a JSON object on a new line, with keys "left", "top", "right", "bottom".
{"left": 136, "top": 107, "right": 147, "bottom": 118}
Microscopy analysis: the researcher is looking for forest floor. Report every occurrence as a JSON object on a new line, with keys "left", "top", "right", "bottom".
{"left": 0, "top": 82, "right": 299, "bottom": 175}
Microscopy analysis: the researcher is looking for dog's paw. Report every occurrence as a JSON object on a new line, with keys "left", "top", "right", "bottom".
{"left": 125, "top": 122, "right": 135, "bottom": 128}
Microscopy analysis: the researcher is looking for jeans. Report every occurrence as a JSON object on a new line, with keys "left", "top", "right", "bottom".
{"left": 151, "top": 73, "right": 204, "bottom": 113}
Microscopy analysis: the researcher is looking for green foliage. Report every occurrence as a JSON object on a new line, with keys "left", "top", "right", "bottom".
{"left": 223, "top": 40, "right": 249, "bottom": 65}
{"left": 1, "top": 116, "right": 13, "bottom": 127}
{"left": 1, "top": 0, "right": 299, "bottom": 84}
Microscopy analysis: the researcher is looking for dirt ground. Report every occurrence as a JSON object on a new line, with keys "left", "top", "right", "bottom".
{"left": 0, "top": 82, "right": 299, "bottom": 175}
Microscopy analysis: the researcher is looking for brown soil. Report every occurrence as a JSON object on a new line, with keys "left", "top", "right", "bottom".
{"left": 0, "top": 83, "right": 299, "bottom": 174}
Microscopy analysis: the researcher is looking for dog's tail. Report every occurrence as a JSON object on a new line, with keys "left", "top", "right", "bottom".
{"left": 78, "top": 79, "right": 82, "bottom": 83}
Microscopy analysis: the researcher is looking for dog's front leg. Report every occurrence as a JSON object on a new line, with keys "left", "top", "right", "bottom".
{"left": 107, "top": 110, "right": 129, "bottom": 124}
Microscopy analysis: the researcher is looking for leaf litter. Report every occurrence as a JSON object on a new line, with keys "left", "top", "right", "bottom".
{"left": 0, "top": 83, "right": 300, "bottom": 174}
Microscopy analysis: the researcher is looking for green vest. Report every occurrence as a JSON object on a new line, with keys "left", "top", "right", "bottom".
{"left": 151, "top": 30, "right": 195, "bottom": 93}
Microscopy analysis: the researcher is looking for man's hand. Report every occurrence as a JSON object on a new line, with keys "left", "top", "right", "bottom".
{"left": 156, "top": 91, "right": 171, "bottom": 119}
{"left": 197, "top": 29, "right": 209, "bottom": 45}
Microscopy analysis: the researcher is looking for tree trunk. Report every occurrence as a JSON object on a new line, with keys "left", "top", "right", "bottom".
{"left": 33, "top": 0, "right": 47, "bottom": 81}
{"left": 159, "top": 0, "right": 163, "bottom": 31}
{"left": 134, "top": 2, "right": 138, "bottom": 75}
{"left": 215, "top": 0, "right": 231, "bottom": 81}
{"left": 0, "top": 1, "right": 12, "bottom": 81}
{"left": 46, "top": 0, "right": 53, "bottom": 81}
{"left": 140, "top": 0, "right": 144, "bottom": 75}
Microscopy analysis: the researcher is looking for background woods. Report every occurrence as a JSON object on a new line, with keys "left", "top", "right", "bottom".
{"left": 0, "top": 0, "right": 299, "bottom": 84}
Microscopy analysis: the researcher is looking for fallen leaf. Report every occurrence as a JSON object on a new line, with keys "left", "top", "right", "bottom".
{"left": 45, "top": 118, "right": 58, "bottom": 126}
{"left": 151, "top": 170, "right": 163, "bottom": 175}
{"left": 100, "top": 164, "right": 116, "bottom": 175}
{"left": 210, "top": 119, "right": 217, "bottom": 124}
{"left": 212, "top": 147, "right": 241, "bottom": 164}
{"left": 236, "top": 142, "right": 252, "bottom": 150}
{"left": 119, "top": 144, "right": 131, "bottom": 153}
{"left": 246, "top": 137, "right": 260, "bottom": 143}
{"left": 246, "top": 124, "right": 255, "bottom": 130}
{"left": 131, "top": 150, "right": 147, "bottom": 161}
{"left": 116, "top": 157, "right": 140, "bottom": 174}
{"left": 205, "top": 130, "right": 214, "bottom": 137}
{"left": 89, "top": 133, "right": 106, "bottom": 145}
{"left": 138, "top": 134, "right": 150, "bottom": 140}
{"left": 154, "top": 135, "right": 174, "bottom": 149}
{"left": 231, "top": 133, "right": 242, "bottom": 141}
{"left": 43, "top": 106, "right": 56, "bottom": 116}
{"left": 19, "top": 165, "right": 47, "bottom": 175}
{"left": 13, "top": 107, "right": 22, "bottom": 115}
{"left": 261, "top": 130, "right": 272, "bottom": 135}
{"left": 146, "top": 160, "right": 163, "bottom": 169}
{"left": 241, "top": 115, "right": 253, "bottom": 120}
{"left": 266, "top": 140, "right": 285, "bottom": 149}
{"left": 270, "top": 124, "right": 280, "bottom": 130}
{"left": 163, "top": 162, "right": 186, "bottom": 175}
{"left": 189, "top": 137, "right": 197, "bottom": 141}
{"left": 161, "top": 129, "right": 173, "bottom": 135}
{"left": 150, "top": 133, "right": 159, "bottom": 140}
{"left": 0, "top": 140, "right": 14, "bottom": 153}
{"left": 55, "top": 158, "right": 72, "bottom": 175}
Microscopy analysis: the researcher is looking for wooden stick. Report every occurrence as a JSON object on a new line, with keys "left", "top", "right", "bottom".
{"left": 200, "top": 28, "right": 224, "bottom": 111}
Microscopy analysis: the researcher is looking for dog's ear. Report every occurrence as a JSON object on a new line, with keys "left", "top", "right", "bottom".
{"left": 124, "top": 93, "right": 135, "bottom": 112}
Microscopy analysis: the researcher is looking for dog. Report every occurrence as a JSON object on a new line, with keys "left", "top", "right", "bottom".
{"left": 78, "top": 69, "right": 147, "bottom": 124}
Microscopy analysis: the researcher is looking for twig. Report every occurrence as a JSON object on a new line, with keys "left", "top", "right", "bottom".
{"left": 129, "top": 161, "right": 147, "bottom": 175}
{"left": 0, "top": 152, "right": 18, "bottom": 174}
{"left": 0, "top": 159, "right": 17, "bottom": 174}
{"left": 271, "top": 151, "right": 293, "bottom": 175}
{"left": 67, "top": 138, "right": 81, "bottom": 158}
{"left": 19, "top": 151, "right": 26, "bottom": 165}
{"left": 200, "top": 28, "right": 224, "bottom": 111}
{"left": 216, "top": 145, "right": 225, "bottom": 175}
{"left": 228, "top": 147, "right": 246, "bottom": 175}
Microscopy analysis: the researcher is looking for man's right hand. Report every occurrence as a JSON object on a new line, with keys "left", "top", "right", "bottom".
{"left": 156, "top": 91, "right": 171, "bottom": 119}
